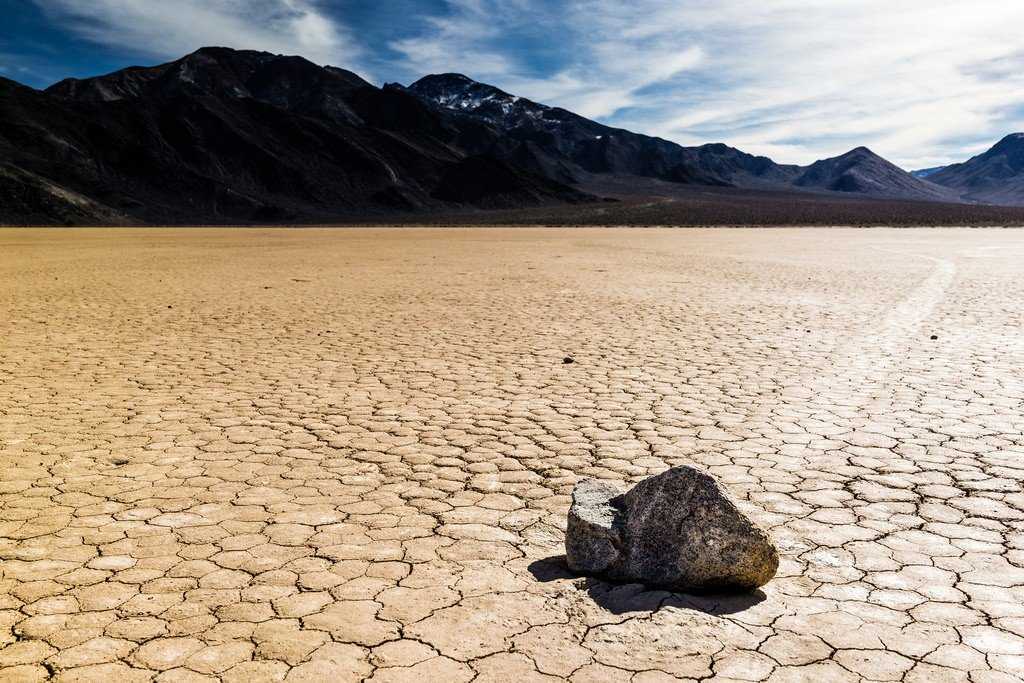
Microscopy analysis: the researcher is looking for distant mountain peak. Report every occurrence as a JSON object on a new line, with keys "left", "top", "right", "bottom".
{"left": 991, "top": 132, "right": 1024, "bottom": 151}
{"left": 190, "top": 45, "right": 270, "bottom": 58}
{"left": 46, "top": 46, "right": 372, "bottom": 112}
{"left": 795, "top": 146, "right": 956, "bottom": 201}
{"left": 927, "top": 132, "right": 1024, "bottom": 204}
{"left": 407, "top": 73, "right": 532, "bottom": 125}
{"left": 415, "top": 73, "right": 478, "bottom": 86}
{"left": 837, "top": 146, "right": 881, "bottom": 161}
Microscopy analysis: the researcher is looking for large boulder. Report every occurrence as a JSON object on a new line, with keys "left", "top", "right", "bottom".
{"left": 565, "top": 466, "right": 778, "bottom": 592}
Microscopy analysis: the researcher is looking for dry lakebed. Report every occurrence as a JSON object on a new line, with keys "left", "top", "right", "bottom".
{"left": 1, "top": 227, "right": 1023, "bottom": 682}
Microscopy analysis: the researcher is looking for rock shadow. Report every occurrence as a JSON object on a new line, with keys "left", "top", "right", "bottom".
{"left": 528, "top": 554, "right": 767, "bottom": 616}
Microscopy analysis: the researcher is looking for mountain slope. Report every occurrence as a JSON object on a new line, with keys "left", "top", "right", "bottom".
{"left": 927, "top": 134, "right": 1024, "bottom": 205}
{"left": 404, "top": 74, "right": 952, "bottom": 202}
{"left": 0, "top": 161, "right": 128, "bottom": 226}
{"left": 0, "top": 48, "right": 589, "bottom": 225}
{"left": 403, "top": 73, "right": 789, "bottom": 188}
{"left": 679, "top": 143, "right": 802, "bottom": 188}
{"left": 911, "top": 166, "right": 947, "bottom": 179}
{"left": 794, "top": 147, "right": 957, "bottom": 201}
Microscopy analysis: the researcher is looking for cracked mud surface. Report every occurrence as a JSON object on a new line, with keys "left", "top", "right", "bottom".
{"left": 1, "top": 227, "right": 1023, "bottom": 682}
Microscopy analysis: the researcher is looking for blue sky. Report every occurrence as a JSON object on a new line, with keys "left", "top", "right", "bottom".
{"left": 5, "top": 1, "right": 1024, "bottom": 170}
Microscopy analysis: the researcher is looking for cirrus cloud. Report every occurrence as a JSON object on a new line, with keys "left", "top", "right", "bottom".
{"left": 32, "top": 0, "right": 362, "bottom": 71}
{"left": 387, "top": 0, "right": 1024, "bottom": 168}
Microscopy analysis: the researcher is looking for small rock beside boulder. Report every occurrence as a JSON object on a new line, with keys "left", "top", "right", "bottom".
{"left": 565, "top": 465, "right": 779, "bottom": 593}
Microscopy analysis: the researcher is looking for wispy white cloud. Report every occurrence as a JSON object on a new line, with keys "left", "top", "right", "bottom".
{"left": 32, "top": 0, "right": 362, "bottom": 72}
{"left": 387, "top": 0, "right": 526, "bottom": 81}
{"left": 609, "top": 0, "right": 1024, "bottom": 168}
{"left": 388, "top": 0, "right": 705, "bottom": 119}
{"left": 388, "top": 0, "right": 1024, "bottom": 168}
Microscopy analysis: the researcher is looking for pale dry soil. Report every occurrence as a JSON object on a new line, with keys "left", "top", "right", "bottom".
{"left": 1, "top": 227, "right": 1023, "bottom": 683}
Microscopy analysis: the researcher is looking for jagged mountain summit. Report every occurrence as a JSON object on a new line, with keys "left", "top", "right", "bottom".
{"left": 47, "top": 48, "right": 375, "bottom": 126}
{"left": 926, "top": 133, "right": 1024, "bottom": 205}
{"left": 404, "top": 73, "right": 530, "bottom": 127}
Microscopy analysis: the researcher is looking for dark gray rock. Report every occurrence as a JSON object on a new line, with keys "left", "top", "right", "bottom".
{"left": 565, "top": 466, "right": 778, "bottom": 592}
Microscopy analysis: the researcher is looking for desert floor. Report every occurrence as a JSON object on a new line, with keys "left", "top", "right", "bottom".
{"left": 1, "top": 227, "right": 1023, "bottom": 683}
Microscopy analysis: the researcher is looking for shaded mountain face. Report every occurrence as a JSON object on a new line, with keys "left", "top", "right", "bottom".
{"left": 0, "top": 159, "right": 129, "bottom": 226}
{"left": 680, "top": 143, "right": 802, "bottom": 188}
{"left": 47, "top": 48, "right": 374, "bottom": 126}
{"left": 404, "top": 74, "right": 791, "bottom": 188}
{"left": 405, "top": 74, "right": 954, "bottom": 202}
{"left": 794, "top": 147, "right": 957, "bottom": 202}
{"left": 927, "top": 134, "right": 1024, "bottom": 205}
{"left": 0, "top": 48, "right": 589, "bottom": 225}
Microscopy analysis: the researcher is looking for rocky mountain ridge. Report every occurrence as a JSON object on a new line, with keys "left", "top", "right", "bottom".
{"left": 404, "top": 74, "right": 958, "bottom": 203}
{"left": 2, "top": 47, "right": 1023, "bottom": 225}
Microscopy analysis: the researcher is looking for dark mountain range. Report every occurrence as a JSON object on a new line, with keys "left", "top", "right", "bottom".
{"left": 403, "top": 73, "right": 965, "bottom": 204}
{"left": 403, "top": 73, "right": 796, "bottom": 189}
{"left": 0, "top": 47, "right": 589, "bottom": 225}
{"left": 926, "top": 134, "right": 1024, "bottom": 205}
{"left": 2, "top": 46, "right": 1023, "bottom": 225}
